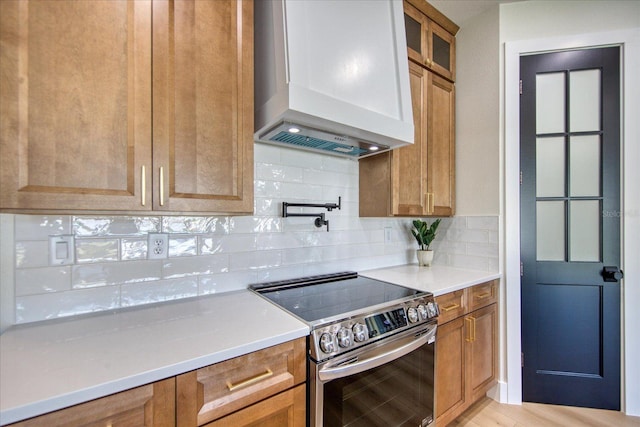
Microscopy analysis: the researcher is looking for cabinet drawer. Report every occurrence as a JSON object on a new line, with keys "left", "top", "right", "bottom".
{"left": 205, "top": 384, "right": 305, "bottom": 427}
{"left": 177, "top": 337, "right": 306, "bottom": 426}
{"left": 467, "top": 280, "right": 498, "bottom": 312}
{"left": 436, "top": 289, "right": 465, "bottom": 324}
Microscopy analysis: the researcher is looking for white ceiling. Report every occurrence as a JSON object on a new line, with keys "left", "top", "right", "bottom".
{"left": 428, "top": 0, "right": 522, "bottom": 27}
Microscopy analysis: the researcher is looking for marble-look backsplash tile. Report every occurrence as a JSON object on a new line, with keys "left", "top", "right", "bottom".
{"left": 8, "top": 144, "right": 500, "bottom": 324}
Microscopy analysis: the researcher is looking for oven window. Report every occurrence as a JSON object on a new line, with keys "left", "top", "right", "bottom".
{"left": 322, "top": 343, "right": 434, "bottom": 427}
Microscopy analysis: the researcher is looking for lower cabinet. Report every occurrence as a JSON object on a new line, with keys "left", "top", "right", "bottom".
{"left": 8, "top": 378, "right": 176, "bottom": 427}
{"left": 7, "top": 337, "right": 307, "bottom": 427}
{"left": 435, "top": 281, "right": 498, "bottom": 427}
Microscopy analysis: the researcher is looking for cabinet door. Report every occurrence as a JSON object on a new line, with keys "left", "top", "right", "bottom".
{"left": 392, "top": 61, "right": 429, "bottom": 216}
{"left": 428, "top": 21, "right": 456, "bottom": 81}
{"left": 205, "top": 384, "right": 305, "bottom": 427}
{"left": 0, "top": 0, "right": 152, "bottom": 211}
{"left": 8, "top": 378, "right": 175, "bottom": 427}
{"left": 427, "top": 72, "right": 455, "bottom": 216}
{"left": 435, "top": 317, "right": 466, "bottom": 425}
{"left": 403, "top": 1, "right": 456, "bottom": 82}
{"left": 467, "top": 304, "right": 498, "bottom": 402}
{"left": 152, "top": 0, "right": 253, "bottom": 214}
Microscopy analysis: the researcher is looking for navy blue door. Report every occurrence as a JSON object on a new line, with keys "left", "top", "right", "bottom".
{"left": 520, "top": 47, "right": 621, "bottom": 409}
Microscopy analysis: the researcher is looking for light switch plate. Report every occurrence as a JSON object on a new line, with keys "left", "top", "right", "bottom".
{"left": 49, "top": 235, "right": 75, "bottom": 266}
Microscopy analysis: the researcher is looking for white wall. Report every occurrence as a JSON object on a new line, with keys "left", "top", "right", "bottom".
{"left": 499, "top": 0, "right": 640, "bottom": 416}
{"left": 454, "top": 6, "right": 501, "bottom": 216}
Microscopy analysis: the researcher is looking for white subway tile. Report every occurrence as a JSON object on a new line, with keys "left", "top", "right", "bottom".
{"left": 74, "top": 216, "right": 159, "bottom": 237}
{"left": 320, "top": 156, "right": 358, "bottom": 174}
{"left": 257, "top": 232, "right": 307, "bottom": 250}
{"left": 281, "top": 246, "right": 324, "bottom": 265}
{"left": 466, "top": 242, "right": 499, "bottom": 257}
{"left": 256, "top": 163, "right": 304, "bottom": 182}
{"left": 280, "top": 182, "right": 325, "bottom": 200}
{"left": 162, "top": 255, "right": 229, "bottom": 279}
{"left": 200, "top": 234, "right": 257, "bottom": 255}
{"left": 254, "top": 142, "right": 282, "bottom": 164}
{"left": 15, "top": 241, "right": 49, "bottom": 268}
{"left": 229, "top": 250, "right": 281, "bottom": 271}
{"left": 120, "top": 278, "right": 198, "bottom": 307}
{"left": 168, "top": 236, "right": 198, "bottom": 257}
{"left": 72, "top": 260, "right": 162, "bottom": 288}
{"left": 121, "top": 238, "right": 147, "bottom": 260}
{"left": 255, "top": 265, "right": 306, "bottom": 282}
{"left": 75, "top": 239, "right": 119, "bottom": 263}
{"left": 163, "top": 217, "right": 229, "bottom": 234}
{"left": 15, "top": 266, "right": 72, "bottom": 296}
{"left": 255, "top": 180, "right": 282, "bottom": 198}
{"left": 229, "top": 217, "right": 282, "bottom": 233}
{"left": 280, "top": 146, "right": 325, "bottom": 168}
{"left": 198, "top": 271, "right": 258, "bottom": 295}
{"left": 15, "top": 287, "right": 120, "bottom": 323}
{"left": 254, "top": 198, "right": 279, "bottom": 216}
{"left": 15, "top": 215, "right": 71, "bottom": 240}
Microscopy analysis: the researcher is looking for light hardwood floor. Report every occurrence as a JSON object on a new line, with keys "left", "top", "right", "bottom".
{"left": 449, "top": 397, "right": 640, "bottom": 427}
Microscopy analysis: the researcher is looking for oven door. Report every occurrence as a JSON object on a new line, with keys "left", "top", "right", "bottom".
{"left": 310, "top": 323, "right": 436, "bottom": 427}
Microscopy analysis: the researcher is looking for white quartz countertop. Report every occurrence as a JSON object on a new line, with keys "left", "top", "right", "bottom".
{"left": 361, "top": 265, "right": 501, "bottom": 296}
{"left": 0, "top": 290, "right": 308, "bottom": 426}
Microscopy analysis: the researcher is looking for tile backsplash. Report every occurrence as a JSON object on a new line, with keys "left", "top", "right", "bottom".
{"left": 4, "top": 144, "right": 499, "bottom": 324}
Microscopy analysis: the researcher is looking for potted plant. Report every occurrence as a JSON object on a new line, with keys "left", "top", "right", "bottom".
{"left": 411, "top": 218, "right": 441, "bottom": 267}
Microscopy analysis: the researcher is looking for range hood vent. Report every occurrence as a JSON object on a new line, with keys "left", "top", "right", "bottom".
{"left": 254, "top": 0, "right": 414, "bottom": 160}
{"left": 259, "top": 122, "right": 388, "bottom": 158}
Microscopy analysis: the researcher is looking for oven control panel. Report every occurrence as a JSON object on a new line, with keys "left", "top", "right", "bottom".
{"left": 310, "top": 297, "right": 439, "bottom": 361}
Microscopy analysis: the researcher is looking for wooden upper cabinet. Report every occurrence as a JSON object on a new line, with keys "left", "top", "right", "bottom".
{"left": 403, "top": 0, "right": 457, "bottom": 81}
{"left": 0, "top": 0, "right": 153, "bottom": 211}
{"left": 152, "top": 0, "right": 253, "bottom": 213}
{"left": 427, "top": 72, "right": 455, "bottom": 217}
{"left": 0, "top": 0, "right": 253, "bottom": 214}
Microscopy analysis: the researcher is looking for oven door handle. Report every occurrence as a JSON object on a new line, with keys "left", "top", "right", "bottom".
{"left": 318, "top": 325, "right": 436, "bottom": 382}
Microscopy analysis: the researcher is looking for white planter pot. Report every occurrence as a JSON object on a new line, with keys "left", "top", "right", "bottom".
{"left": 416, "top": 250, "right": 434, "bottom": 267}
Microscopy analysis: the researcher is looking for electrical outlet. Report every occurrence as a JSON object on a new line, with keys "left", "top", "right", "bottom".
{"left": 148, "top": 233, "right": 169, "bottom": 259}
{"left": 384, "top": 227, "right": 392, "bottom": 243}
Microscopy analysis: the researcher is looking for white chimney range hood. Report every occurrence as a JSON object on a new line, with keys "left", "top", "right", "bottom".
{"left": 254, "top": 0, "right": 414, "bottom": 159}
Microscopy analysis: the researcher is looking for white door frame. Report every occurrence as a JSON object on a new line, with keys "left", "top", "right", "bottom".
{"left": 504, "top": 28, "right": 640, "bottom": 415}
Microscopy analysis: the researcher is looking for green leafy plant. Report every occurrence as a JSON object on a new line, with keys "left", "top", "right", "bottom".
{"left": 411, "top": 219, "right": 441, "bottom": 251}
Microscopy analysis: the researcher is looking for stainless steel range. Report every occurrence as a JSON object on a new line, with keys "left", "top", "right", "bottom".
{"left": 250, "top": 271, "right": 439, "bottom": 427}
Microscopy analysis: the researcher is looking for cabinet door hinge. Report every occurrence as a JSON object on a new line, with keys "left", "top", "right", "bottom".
{"left": 521, "top": 352, "right": 525, "bottom": 367}
{"left": 520, "top": 261, "right": 524, "bottom": 277}
{"left": 519, "top": 80, "right": 523, "bottom": 95}
{"left": 520, "top": 170, "right": 523, "bottom": 185}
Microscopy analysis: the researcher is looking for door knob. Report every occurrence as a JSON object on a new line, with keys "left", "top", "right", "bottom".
{"left": 602, "top": 266, "right": 624, "bottom": 282}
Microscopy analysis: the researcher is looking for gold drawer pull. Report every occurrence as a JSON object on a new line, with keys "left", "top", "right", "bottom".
{"left": 475, "top": 292, "right": 491, "bottom": 299}
{"left": 227, "top": 369, "right": 273, "bottom": 392}
{"left": 441, "top": 303, "right": 460, "bottom": 312}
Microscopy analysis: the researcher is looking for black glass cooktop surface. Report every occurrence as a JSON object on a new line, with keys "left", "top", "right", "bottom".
{"left": 250, "top": 272, "right": 424, "bottom": 323}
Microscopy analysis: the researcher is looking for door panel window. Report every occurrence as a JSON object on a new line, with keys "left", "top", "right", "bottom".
{"left": 570, "top": 69, "right": 601, "bottom": 132}
{"left": 536, "top": 72, "right": 565, "bottom": 134}
{"left": 536, "top": 137, "right": 565, "bottom": 197}
{"left": 536, "top": 201, "right": 566, "bottom": 261}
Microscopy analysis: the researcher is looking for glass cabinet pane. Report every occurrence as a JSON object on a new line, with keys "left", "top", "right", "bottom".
{"left": 432, "top": 33, "right": 450, "bottom": 71}
{"left": 570, "top": 135, "right": 601, "bottom": 197}
{"left": 405, "top": 14, "right": 422, "bottom": 54}
{"left": 570, "top": 200, "right": 600, "bottom": 262}
{"left": 537, "top": 201, "right": 566, "bottom": 261}
{"left": 536, "top": 73, "right": 565, "bottom": 134}
{"left": 570, "top": 69, "right": 601, "bottom": 132}
{"left": 536, "top": 137, "right": 565, "bottom": 197}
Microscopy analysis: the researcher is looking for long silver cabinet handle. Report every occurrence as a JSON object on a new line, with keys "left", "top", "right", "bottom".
{"left": 318, "top": 325, "right": 436, "bottom": 382}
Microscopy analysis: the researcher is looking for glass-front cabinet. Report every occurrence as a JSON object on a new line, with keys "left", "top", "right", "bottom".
{"left": 404, "top": 0, "right": 456, "bottom": 81}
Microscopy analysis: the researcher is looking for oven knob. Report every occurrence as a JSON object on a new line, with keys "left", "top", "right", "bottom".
{"left": 319, "top": 333, "right": 336, "bottom": 354}
{"left": 407, "top": 307, "right": 419, "bottom": 323}
{"left": 337, "top": 327, "right": 353, "bottom": 348}
{"left": 417, "top": 304, "right": 428, "bottom": 320}
{"left": 352, "top": 323, "right": 368, "bottom": 342}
